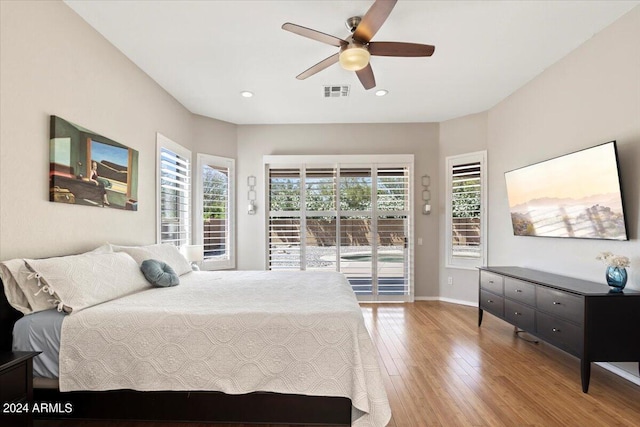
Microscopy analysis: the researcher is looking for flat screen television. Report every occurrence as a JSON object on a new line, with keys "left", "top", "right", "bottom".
{"left": 504, "top": 141, "right": 628, "bottom": 240}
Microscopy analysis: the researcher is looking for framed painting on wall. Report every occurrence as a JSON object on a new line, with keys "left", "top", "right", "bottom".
{"left": 49, "top": 115, "right": 139, "bottom": 210}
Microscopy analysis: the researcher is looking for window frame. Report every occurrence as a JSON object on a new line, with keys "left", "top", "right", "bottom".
{"left": 156, "top": 133, "right": 192, "bottom": 247}
{"left": 195, "top": 153, "right": 236, "bottom": 270}
{"left": 445, "top": 150, "right": 487, "bottom": 270}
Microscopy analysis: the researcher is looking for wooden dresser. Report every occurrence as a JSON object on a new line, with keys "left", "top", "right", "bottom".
{"left": 478, "top": 266, "right": 640, "bottom": 393}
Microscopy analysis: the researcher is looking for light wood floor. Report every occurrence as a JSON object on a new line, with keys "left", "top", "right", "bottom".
{"left": 35, "top": 301, "right": 640, "bottom": 427}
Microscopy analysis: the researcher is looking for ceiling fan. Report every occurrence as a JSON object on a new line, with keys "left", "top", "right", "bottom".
{"left": 282, "top": 0, "right": 435, "bottom": 90}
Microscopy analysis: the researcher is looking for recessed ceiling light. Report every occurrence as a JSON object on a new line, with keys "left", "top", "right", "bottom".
{"left": 375, "top": 90, "right": 388, "bottom": 97}
{"left": 240, "top": 91, "right": 254, "bottom": 98}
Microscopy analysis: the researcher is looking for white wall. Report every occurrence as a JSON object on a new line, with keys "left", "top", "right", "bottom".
{"left": 0, "top": 1, "right": 236, "bottom": 260}
{"left": 236, "top": 123, "right": 440, "bottom": 298}
{"left": 438, "top": 112, "right": 488, "bottom": 304}
{"left": 486, "top": 6, "right": 640, "bottom": 380}
{"left": 487, "top": 6, "right": 640, "bottom": 290}
{"left": 434, "top": 7, "right": 639, "bottom": 307}
{"left": 191, "top": 114, "right": 237, "bottom": 160}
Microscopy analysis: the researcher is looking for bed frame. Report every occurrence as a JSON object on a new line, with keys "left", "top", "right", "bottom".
{"left": 0, "top": 278, "right": 351, "bottom": 425}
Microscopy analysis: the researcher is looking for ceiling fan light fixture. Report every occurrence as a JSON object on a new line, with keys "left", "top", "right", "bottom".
{"left": 339, "top": 46, "right": 370, "bottom": 71}
{"left": 282, "top": 0, "right": 435, "bottom": 90}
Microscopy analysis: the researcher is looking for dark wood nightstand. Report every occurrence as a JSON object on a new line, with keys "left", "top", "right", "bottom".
{"left": 0, "top": 351, "right": 40, "bottom": 427}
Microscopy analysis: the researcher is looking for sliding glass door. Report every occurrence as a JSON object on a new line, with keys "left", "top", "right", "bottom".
{"left": 266, "top": 156, "right": 413, "bottom": 302}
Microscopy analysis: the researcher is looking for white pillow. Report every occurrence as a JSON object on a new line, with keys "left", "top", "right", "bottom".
{"left": 0, "top": 260, "right": 32, "bottom": 314}
{"left": 25, "top": 252, "right": 151, "bottom": 314}
{"left": 0, "top": 245, "right": 115, "bottom": 314}
{"left": 111, "top": 243, "right": 192, "bottom": 276}
{"left": 0, "top": 259, "right": 57, "bottom": 314}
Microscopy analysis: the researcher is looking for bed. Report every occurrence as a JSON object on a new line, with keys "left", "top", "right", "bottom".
{"left": 0, "top": 245, "right": 391, "bottom": 426}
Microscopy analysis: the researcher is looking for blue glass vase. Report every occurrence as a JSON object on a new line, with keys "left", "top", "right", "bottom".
{"left": 606, "top": 266, "right": 628, "bottom": 292}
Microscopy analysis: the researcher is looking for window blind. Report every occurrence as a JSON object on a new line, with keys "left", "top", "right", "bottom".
{"left": 268, "top": 169, "right": 302, "bottom": 270}
{"left": 376, "top": 167, "right": 409, "bottom": 296}
{"left": 195, "top": 153, "right": 235, "bottom": 270}
{"left": 201, "top": 164, "right": 229, "bottom": 262}
{"left": 450, "top": 161, "right": 482, "bottom": 259}
{"left": 159, "top": 147, "right": 190, "bottom": 247}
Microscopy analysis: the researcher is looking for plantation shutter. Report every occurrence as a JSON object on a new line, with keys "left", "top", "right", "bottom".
{"left": 159, "top": 145, "right": 191, "bottom": 246}
{"left": 451, "top": 162, "right": 482, "bottom": 258}
{"left": 376, "top": 166, "right": 410, "bottom": 297}
{"left": 339, "top": 167, "right": 373, "bottom": 295}
{"left": 268, "top": 168, "right": 302, "bottom": 270}
{"left": 445, "top": 151, "right": 487, "bottom": 269}
{"left": 202, "top": 164, "right": 229, "bottom": 263}
{"left": 194, "top": 154, "right": 235, "bottom": 270}
{"left": 305, "top": 167, "right": 338, "bottom": 272}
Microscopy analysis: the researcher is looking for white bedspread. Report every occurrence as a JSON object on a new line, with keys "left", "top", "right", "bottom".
{"left": 59, "top": 270, "right": 390, "bottom": 426}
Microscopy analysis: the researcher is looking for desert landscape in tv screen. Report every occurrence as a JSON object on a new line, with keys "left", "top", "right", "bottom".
{"left": 505, "top": 143, "right": 627, "bottom": 240}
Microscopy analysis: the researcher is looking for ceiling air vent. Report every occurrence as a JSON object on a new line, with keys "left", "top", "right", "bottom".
{"left": 323, "top": 85, "right": 350, "bottom": 98}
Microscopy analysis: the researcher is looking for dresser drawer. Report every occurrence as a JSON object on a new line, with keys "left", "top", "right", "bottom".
{"left": 505, "top": 299, "right": 535, "bottom": 332}
{"left": 480, "top": 271, "right": 504, "bottom": 295}
{"left": 0, "top": 363, "right": 27, "bottom": 403}
{"left": 536, "top": 287, "right": 584, "bottom": 324}
{"left": 504, "top": 277, "right": 536, "bottom": 306}
{"left": 480, "top": 290, "right": 504, "bottom": 317}
{"left": 536, "top": 312, "right": 583, "bottom": 356}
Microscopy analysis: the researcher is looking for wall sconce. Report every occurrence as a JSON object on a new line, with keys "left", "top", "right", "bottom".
{"left": 247, "top": 175, "right": 257, "bottom": 215}
{"left": 421, "top": 175, "right": 431, "bottom": 215}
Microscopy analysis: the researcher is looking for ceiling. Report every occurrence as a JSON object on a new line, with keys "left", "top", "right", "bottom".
{"left": 64, "top": 1, "right": 639, "bottom": 125}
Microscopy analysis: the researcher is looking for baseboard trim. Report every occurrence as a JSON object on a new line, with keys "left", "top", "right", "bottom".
{"left": 414, "top": 296, "right": 478, "bottom": 307}
{"left": 595, "top": 362, "right": 640, "bottom": 386}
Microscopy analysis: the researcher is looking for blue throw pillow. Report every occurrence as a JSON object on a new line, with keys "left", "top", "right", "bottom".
{"left": 140, "top": 259, "right": 179, "bottom": 287}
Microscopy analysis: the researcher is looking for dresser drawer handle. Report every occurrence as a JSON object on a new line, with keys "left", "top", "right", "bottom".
{"left": 488, "top": 280, "right": 494, "bottom": 284}
{"left": 516, "top": 289, "right": 523, "bottom": 293}
{"left": 487, "top": 299, "right": 493, "bottom": 303}
{"left": 514, "top": 312, "right": 521, "bottom": 316}
{"left": 552, "top": 328, "right": 561, "bottom": 332}
{"left": 552, "top": 301, "right": 561, "bottom": 305}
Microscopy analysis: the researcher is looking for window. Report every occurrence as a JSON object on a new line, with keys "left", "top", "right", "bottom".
{"left": 157, "top": 133, "right": 191, "bottom": 247}
{"left": 265, "top": 155, "right": 414, "bottom": 302}
{"left": 445, "top": 151, "right": 487, "bottom": 269}
{"left": 195, "top": 154, "right": 235, "bottom": 270}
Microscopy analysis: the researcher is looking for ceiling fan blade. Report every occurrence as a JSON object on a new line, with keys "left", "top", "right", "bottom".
{"left": 356, "top": 64, "right": 376, "bottom": 90}
{"left": 296, "top": 53, "right": 340, "bottom": 80}
{"left": 353, "top": 0, "right": 398, "bottom": 43}
{"left": 369, "top": 41, "right": 435, "bottom": 57}
{"left": 282, "top": 23, "right": 347, "bottom": 47}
